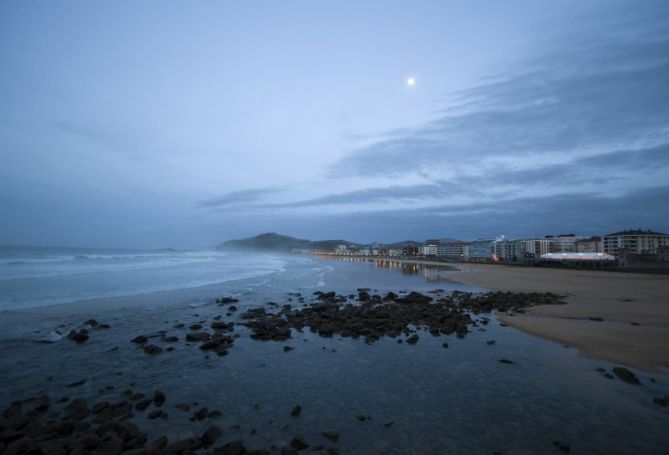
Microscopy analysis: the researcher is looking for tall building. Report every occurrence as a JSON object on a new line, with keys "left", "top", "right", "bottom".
{"left": 521, "top": 239, "right": 555, "bottom": 256}
{"left": 463, "top": 239, "right": 493, "bottom": 261}
{"left": 493, "top": 236, "right": 522, "bottom": 261}
{"left": 547, "top": 234, "right": 584, "bottom": 252}
{"left": 575, "top": 236, "right": 603, "bottom": 253}
{"left": 603, "top": 230, "right": 669, "bottom": 255}
{"left": 438, "top": 242, "right": 465, "bottom": 258}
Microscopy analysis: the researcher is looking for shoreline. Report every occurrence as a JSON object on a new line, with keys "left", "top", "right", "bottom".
{"left": 358, "top": 257, "right": 669, "bottom": 371}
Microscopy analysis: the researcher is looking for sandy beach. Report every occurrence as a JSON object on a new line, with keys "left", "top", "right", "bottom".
{"left": 373, "top": 258, "right": 669, "bottom": 371}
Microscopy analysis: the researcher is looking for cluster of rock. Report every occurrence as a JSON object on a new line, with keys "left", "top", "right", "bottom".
{"left": 0, "top": 388, "right": 344, "bottom": 455}
{"left": 66, "top": 319, "right": 112, "bottom": 344}
{"left": 241, "top": 290, "right": 566, "bottom": 344}
{"left": 130, "top": 319, "right": 238, "bottom": 356}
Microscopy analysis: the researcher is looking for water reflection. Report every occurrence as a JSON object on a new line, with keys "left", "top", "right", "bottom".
{"left": 316, "top": 256, "right": 455, "bottom": 283}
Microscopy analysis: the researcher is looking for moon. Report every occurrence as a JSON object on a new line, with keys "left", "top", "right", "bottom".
{"left": 406, "top": 76, "right": 416, "bottom": 87}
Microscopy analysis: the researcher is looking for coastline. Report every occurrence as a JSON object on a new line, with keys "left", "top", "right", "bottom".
{"left": 360, "top": 257, "right": 669, "bottom": 371}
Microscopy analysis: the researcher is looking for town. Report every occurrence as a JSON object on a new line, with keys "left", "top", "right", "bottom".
{"left": 311, "top": 229, "right": 669, "bottom": 271}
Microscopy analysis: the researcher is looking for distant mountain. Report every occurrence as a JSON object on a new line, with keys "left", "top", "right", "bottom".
{"left": 218, "top": 233, "right": 419, "bottom": 252}
{"left": 218, "top": 233, "right": 312, "bottom": 251}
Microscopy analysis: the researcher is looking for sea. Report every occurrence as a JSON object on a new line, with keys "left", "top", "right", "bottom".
{"left": 0, "top": 245, "right": 668, "bottom": 454}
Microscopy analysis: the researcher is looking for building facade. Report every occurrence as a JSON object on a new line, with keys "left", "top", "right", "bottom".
{"left": 603, "top": 230, "right": 669, "bottom": 255}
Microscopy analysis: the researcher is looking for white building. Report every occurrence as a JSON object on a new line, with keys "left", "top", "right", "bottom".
{"left": 419, "top": 245, "right": 438, "bottom": 256}
{"left": 521, "top": 239, "right": 555, "bottom": 256}
{"left": 603, "top": 230, "right": 669, "bottom": 255}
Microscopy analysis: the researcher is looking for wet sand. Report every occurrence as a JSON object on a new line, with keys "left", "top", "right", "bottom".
{"left": 372, "top": 258, "right": 669, "bottom": 371}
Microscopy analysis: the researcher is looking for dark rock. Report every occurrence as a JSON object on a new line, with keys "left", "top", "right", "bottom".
{"left": 216, "top": 297, "right": 239, "bottom": 304}
{"left": 498, "top": 359, "right": 514, "bottom": 364}
{"left": 653, "top": 396, "right": 669, "bottom": 407}
{"left": 191, "top": 407, "right": 209, "bottom": 421}
{"left": 186, "top": 332, "right": 211, "bottom": 342}
{"left": 406, "top": 334, "right": 419, "bottom": 344}
{"left": 612, "top": 367, "right": 641, "bottom": 385}
{"left": 143, "top": 344, "right": 162, "bottom": 354}
{"left": 135, "top": 399, "right": 152, "bottom": 411}
{"left": 552, "top": 440, "right": 570, "bottom": 453}
{"left": 290, "top": 435, "right": 309, "bottom": 450}
{"left": 67, "top": 378, "right": 87, "bottom": 388}
{"left": 291, "top": 405, "right": 302, "bottom": 417}
{"left": 162, "top": 335, "right": 179, "bottom": 342}
{"left": 588, "top": 317, "right": 604, "bottom": 322}
{"left": 356, "top": 415, "right": 366, "bottom": 421}
{"left": 201, "top": 424, "right": 222, "bottom": 447}
{"left": 190, "top": 323, "right": 203, "bottom": 330}
{"left": 148, "top": 409, "right": 163, "bottom": 419}
{"left": 441, "top": 342, "right": 448, "bottom": 349}
{"left": 215, "top": 440, "right": 245, "bottom": 455}
{"left": 320, "top": 431, "right": 339, "bottom": 442}
{"left": 152, "top": 435, "right": 168, "bottom": 450}
{"left": 174, "top": 403, "right": 191, "bottom": 412}
{"left": 131, "top": 335, "right": 147, "bottom": 343}
{"left": 68, "top": 329, "right": 89, "bottom": 343}
{"left": 153, "top": 390, "right": 166, "bottom": 407}
{"left": 283, "top": 346, "right": 295, "bottom": 352}
{"left": 281, "top": 447, "right": 299, "bottom": 455}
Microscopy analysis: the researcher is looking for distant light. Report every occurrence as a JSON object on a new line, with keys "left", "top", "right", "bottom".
{"left": 406, "top": 76, "right": 416, "bottom": 87}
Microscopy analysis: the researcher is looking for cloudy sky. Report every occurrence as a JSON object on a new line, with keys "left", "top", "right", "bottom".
{"left": 2, "top": 0, "right": 668, "bottom": 248}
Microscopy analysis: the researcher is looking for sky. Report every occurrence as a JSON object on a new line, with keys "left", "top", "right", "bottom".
{"left": 1, "top": 0, "right": 668, "bottom": 248}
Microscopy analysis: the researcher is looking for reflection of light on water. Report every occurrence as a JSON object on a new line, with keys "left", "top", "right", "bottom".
{"left": 317, "top": 256, "right": 450, "bottom": 282}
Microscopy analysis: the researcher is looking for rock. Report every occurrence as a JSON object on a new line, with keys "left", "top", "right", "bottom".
{"left": 68, "top": 329, "right": 89, "bottom": 343}
{"left": 653, "top": 396, "right": 669, "bottom": 407}
{"left": 588, "top": 317, "right": 604, "bottom": 322}
{"left": 209, "top": 409, "right": 222, "bottom": 418}
{"left": 291, "top": 405, "right": 302, "bottom": 417}
{"left": 612, "top": 367, "right": 641, "bottom": 385}
{"left": 135, "top": 399, "right": 152, "bottom": 411}
{"left": 320, "top": 431, "right": 339, "bottom": 442}
{"left": 290, "top": 435, "right": 309, "bottom": 450}
{"left": 486, "top": 340, "right": 496, "bottom": 345}
{"left": 441, "top": 342, "right": 448, "bottom": 349}
{"left": 283, "top": 346, "right": 295, "bottom": 352}
{"left": 175, "top": 403, "right": 191, "bottom": 412}
{"left": 186, "top": 332, "right": 211, "bottom": 342}
{"left": 148, "top": 410, "right": 163, "bottom": 419}
{"left": 143, "top": 344, "right": 162, "bottom": 354}
{"left": 92, "top": 401, "right": 110, "bottom": 413}
{"left": 498, "top": 359, "right": 514, "bottom": 364}
{"left": 280, "top": 446, "right": 299, "bottom": 455}
{"left": 406, "top": 334, "right": 419, "bottom": 344}
{"left": 356, "top": 415, "right": 366, "bottom": 421}
{"left": 153, "top": 390, "right": 166, "bottom": 407}
{"left": 131, "top": 335, "right": 147, "bottom": 343}
{"left": 216, "top": 297, "right": 239, "bottom": 304}
{"left": 162, "top": 336, "right": 179, "bottom": 342}
{"left": 152, "top": 435, "right": 168, "bottom": 450}
{"left": 190, "top": 324, "right": 203, "bottom": 330}
{"left": 67, "top": 378, "right": 87, "bottom": 388}
{"left": 191, "top": 407, "right": 209, "bottom": 421}
{"left": 383, "top": 421, "right": 394, "bottom": 427}
{"left": 552, "top": 440, "right": 570, "bottom": 453}
{"left": 201, "top": 425, "right": 222, "bottom": 447}
{"left": 215, "top": 440, "right": 245, "bottom": 455}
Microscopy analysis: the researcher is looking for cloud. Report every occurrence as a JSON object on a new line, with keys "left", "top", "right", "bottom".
{"left": 199, "top": 187, "right": 282, "bottom": 208}
{"left": 331, "top": 17, "right": 669, "bottom": 178}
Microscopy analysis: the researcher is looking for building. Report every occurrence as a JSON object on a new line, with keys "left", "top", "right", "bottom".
{"left": 539, "top": 252, "right": 616, "bottom": 269}
{"left": 546, "top": 234, "right": 584, "bottom": 253}
{"left": 493, "top": 236, "right": 522, "bottom": 261}
{"left": 521, "top": 239, "right": 555, "bottom": 257}
{"left": 575, "top": 236, "right": 603, "bottom": 253}
{"left": 463, "top": 239, "right": 494, "bottom": 261}
{"left": 418, "top": 245, "right": 438, "bottom": 256}
{"left": 603, "top": 230, "right": 669, "bottom": 256}
{"left": 438, "top": 242, "right": 465, "bottom": 258}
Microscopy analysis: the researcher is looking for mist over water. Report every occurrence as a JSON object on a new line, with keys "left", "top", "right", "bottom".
{"left": 0, "top": 246, "right": 287, "bottom": 309}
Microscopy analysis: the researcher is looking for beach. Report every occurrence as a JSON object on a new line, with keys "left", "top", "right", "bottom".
{"left": 378, "top": 258, "right": 669, "bottom": 371}
{"left": 2, "top": 252, "right": 669, "bottom": 454}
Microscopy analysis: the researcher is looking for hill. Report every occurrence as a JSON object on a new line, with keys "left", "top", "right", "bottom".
{"left": 218, "top": 233, "right": 417, "bottom": 252}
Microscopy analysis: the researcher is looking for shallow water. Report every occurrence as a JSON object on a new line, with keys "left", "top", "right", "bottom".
{"left": 0, "top": 255, "right": 667, "bottom": 454}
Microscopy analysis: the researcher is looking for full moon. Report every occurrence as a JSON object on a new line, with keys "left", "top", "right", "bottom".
{"left": 406, "top": 76, "right": 416, "bottom": 87}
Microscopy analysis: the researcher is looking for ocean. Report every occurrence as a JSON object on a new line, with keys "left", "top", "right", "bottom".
{"left": 0, "top": 247, "right": 667, "bottom": 454}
